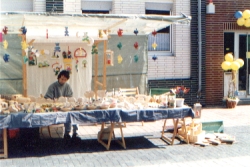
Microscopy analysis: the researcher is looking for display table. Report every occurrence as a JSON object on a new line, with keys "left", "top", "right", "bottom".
{"left": 0, "top": 106, "right": 194, "bottom": 157}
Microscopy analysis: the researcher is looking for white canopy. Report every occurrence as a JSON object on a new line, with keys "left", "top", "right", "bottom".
{"left": 1, "top": 12, "right": 191, "bottom": 42}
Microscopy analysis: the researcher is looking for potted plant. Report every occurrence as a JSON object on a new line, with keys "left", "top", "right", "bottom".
{"left": 221, "top": 53, "right": 244, "bottom": 108}
{"left": 170, "top": 86, "right": 190, "bottom": 107}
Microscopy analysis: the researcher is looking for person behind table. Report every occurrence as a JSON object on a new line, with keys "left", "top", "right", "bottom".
{"left": 44, "top": 70, "right": 80, "bottom": 140}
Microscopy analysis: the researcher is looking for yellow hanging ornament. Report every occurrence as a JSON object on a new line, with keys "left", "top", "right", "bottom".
{"left": 21, "top": 41, "right": 29, "bottom": 50}
{"left": 152, "top": 42, "right": 157, "bottom": 50}
{"left": 40, "top": 49, "right": 45, "bottom": 55}
{"left": 3, "top": 40, "right": 8, "bottom": 49}
{"left": 118, "top": 54, "right": 123, "bottom": 64}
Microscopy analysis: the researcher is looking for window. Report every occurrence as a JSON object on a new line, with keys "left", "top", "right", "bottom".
{"left": 146, "top": 10, "right": 172, "bottom": 54}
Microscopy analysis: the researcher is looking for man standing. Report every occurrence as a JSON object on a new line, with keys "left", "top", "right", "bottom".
{"left": 44, "top": 70, "right": 80, "bottom": 140}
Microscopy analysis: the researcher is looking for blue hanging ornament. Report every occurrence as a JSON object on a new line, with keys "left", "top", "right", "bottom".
{"left": 3, "top": 53, "right": 10, "bottom": 62}
{"left": 134, "top": 28, "right": 138, "bottom": 35}
{"left": 65, "top": 27, "right": 69, "bottom": 36}
{"left": 20, "top": 26, "right": 27, "bottom": 35}
{"left": 152, "top": 55, "right": 158, "bottom": 61}
{"left": 134, "top": 55, "right": 139, "bottom": 62}
{"left": 117, "top": 42, "right": 122, "bottom": 50}
{"left": 234, "top": 11, "right": 243, "bottom": 19}
{"left": 54, "top": 43, "right": 61, "bottom": 52}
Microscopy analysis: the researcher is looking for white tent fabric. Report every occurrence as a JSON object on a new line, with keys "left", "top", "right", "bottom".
{"left": 0, "top": 12, "right": 191, "bottom": 97}
{"left": 0, "top": 12, "right": 191, "bottom": 39}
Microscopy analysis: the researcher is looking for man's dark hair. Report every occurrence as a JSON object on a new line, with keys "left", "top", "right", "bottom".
{"left": 57, "top": 70, "right": 70, "bottom": 80}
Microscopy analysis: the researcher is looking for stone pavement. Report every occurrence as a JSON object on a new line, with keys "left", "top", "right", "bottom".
{"left": 1, "top": 105, "right": 250, "bottom": 167}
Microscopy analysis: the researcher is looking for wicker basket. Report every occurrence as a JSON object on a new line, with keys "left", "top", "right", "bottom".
{"left": 226, "top": 99, "right": 237, "bottom": 108}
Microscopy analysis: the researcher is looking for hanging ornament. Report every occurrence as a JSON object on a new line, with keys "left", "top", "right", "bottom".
{"left": 65, "top": 26, "right": 69, "bottom": 36}
{"left": 134, "top": 55, "right": 139, "bottom": 62}
{"left": 134, "top": 28, "right": 138, "bottom": 35}
{"left": 82, "top": 32, "right": 89, "bottom": 42}
{"left": 92, "top": 45, "right": 98, "bottom": 54}
{"left": 2, "top": 26, "right": 8, "bottom": 35}
{"left": 106, "top": 50, "right": 114, "bottom": 66}
{"left": 117, "top": 42, "right": 122, "bottom": 50}
{"left": 75, "top": 59, "right": 79, "bottom": 72}
{"left": 152, "top": 55, "right": 158, "bottom": 61}
{"left": 117, "top": 54, "right": 123, "bottom": 64}
{"left": 54, "top": 43, "right": 61, "bottom": 52}
{"left": 3, "top": 40, "right": 8, "bottom": 49}
{"left": 20, "top": 26, "right": 27, "bottom": 35}
{"left": 134, "top": 42, "right": 139, "bottom": 49}
{"left": 74, "top": 47, "right": 87, "bottom": 58}
{"left": 46, "top": 29, "right": 48, "bottom": 39}
{"left": 52, "top": 62, "right": 62, "bottom": 76}
{"left": 117, "top": 29, "right": 123, "bottom": 37}
{"left": 152, "top": 42, "right": 158, "bottom": 50}
{"left": 152, "top": 30, "right": 157, "bottom": 36}
{"left": 82, "top": 60, "right": 87, "bottom": 68}
{"left": 99, "top": 29, "right": 105, "bottom": 38}
{"left": 40, "top": 49, "right": 45, "bottom": 56}
{"left": 0, "top": 32, "right": 2, "bottom": 42}
{"left": 3, "top": 53, "right": 10, "bottom": 62}
{"left": 23, "top": 56, "right": 28, "bottom": 63}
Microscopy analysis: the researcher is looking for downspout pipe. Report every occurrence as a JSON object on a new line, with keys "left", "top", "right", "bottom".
{"left": 197, "top": 0, "right": 202, "bottom": 99}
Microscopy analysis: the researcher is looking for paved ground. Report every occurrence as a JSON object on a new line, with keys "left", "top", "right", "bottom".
{"left": 0, "top": 105, "right": 250, "bottom": 167}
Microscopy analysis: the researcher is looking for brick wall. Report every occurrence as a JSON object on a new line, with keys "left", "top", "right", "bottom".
{"left": 112, "top": 0, "right": 145, "bottom": 14}
{"left": 148, "top": 0, "right": 207, "bottom": 107}
{"left": 205, "top": 0, "right": 250, "bottom": 105}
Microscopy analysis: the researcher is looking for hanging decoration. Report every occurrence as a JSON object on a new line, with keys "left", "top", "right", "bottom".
{"left": 0, "top": 32, "right": 2, "bottom": 42}
{"left": 74, "top": 47, "right": 87, "bottom": 58}
{"left": 152, "top": 55, "right": 158, "bottom": 61}
{"left": 65, "top": 27, "right": 69, "bottom": 36}
{"left": 20, "top": 26, "right": 27, "bottom": 35}
{"left": 28, "top": 51, "right": 37, "bottom": 66}
{"left": 2, "top": 26, "right": 8, "bottom": 35}
{"left": 75, "top": 59, "right": 79, "bottom": 72}
{"left": 99, "top": 29, "right": 105, "bottom": 38}
{"left": 152, "top": 30, "right": 157, "bottom": 36}
{"left": 117, "top": 28, "right": 123, "bottom": 37}
{"left": 134, "top": 28, "right": 139, "bottom": 35}
{"left": 3, "top": 54, "right": 10, "bottom": 62}
{"left": 134, "top": 42, "right": 139, "bottom": 49}
{"left": 23, "top": 56, "right": 28, "bottom": 64}
{"left": 38, "top": 53, "right": 49, "bottom": 68}
{"left": 235, "top": 10, "right": 250, "bottom": 27}
{"left": 117, "top": 54, "right": 123, "bottom": 64}
{"left": 117, "top": 42, "right": 122, "bottom": 50}
{"left": 134, "top": 55, "right": 139, "bottom": 63}
{"left": 152, "top": 42, "right": 158, "bottom": 50}
{"left": 106, "top": 50, "right": 114, "bottom": 66}
{"left": 52, "top": 62, "right": 62, "bottom": 76}
{"left": 82, "top": 32, "right": 89, "bottom": 42}
{"left": 92, "top": 45, "right": 98, "bottom": 55}
{"left": 82, "top": 60, "right": 87, "bottom": 68}
{"left": 46, "top": 29, "right": 48, "bottom": 39}
{"left": 3, "top": 40, "right": 8, "bottom": 49}
{"left": 52, "top": 43, "right": 61, "bottom": 59}
{"left": 40, "top": 49, "right": 45, "bottom": 56}
{"left": 63, "top": 46, "right": 73, "bottom": 73}
{"left": 21, "top": 41, "right": 29, "bottom": 50}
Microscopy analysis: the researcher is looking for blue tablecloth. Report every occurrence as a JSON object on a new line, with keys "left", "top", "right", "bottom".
{"left": 0, "top": 107, "right": 194, "bottom": 129}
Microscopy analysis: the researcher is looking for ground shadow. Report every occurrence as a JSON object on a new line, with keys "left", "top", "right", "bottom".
{"left": 7, "top": 135, "right": 168, "bottom": 158}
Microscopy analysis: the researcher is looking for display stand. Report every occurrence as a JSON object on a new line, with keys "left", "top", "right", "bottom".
{"left": 0, "top": 129, "right": 8, "bottom": 158}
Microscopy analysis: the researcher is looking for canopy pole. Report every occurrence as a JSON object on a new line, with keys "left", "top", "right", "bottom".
{"left": 94, "top": 42, "right": 99, "bottom": 99}
{"left": 20, "top": 34, "right": 27, "bottom": 97}
{"left": 103, "top": 40, "right": 107, "bottom": 90}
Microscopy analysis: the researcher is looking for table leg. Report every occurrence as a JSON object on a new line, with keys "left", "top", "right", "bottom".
{"left": 0, "top": 128, "right": 8, "bottom": 158}
{"left": 161, "top": 119, "right": 179, "bottom": 145}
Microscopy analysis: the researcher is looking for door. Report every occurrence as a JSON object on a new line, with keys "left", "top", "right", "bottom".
{"left": 235, "top": 33, "right": 250, "bottom": 97}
